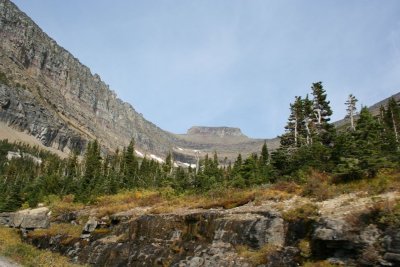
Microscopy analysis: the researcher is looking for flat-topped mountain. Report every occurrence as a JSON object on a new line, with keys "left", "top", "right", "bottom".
{"left": 186, "top": 126, "right": 246, "bottom": 138}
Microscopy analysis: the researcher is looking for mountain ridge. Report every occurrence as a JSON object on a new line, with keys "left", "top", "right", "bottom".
{"left": 0, "top": 0, "right": 397, "bottom": 164}
{"left": 0, "top": 0, "right": 276, "bottom": 163}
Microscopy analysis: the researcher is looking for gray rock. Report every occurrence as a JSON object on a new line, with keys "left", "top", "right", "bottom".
{"left": 83, "top": 217, "right": 98, "bottom": 233}
{"left": 384, "top": 253, "right": 400, "bottom": 262}
{"left": 0, "top": 0, "right": 279, "bottom": 162}
{"left": 266, "top": 246, "right": 300, "bottom": 267}
{"left": 0, "top": 212, "right": 12, "bottom": 226}
{"left": 314, "top": 218, "right": 347, "bottom": 241}
{"left": 9, "top": 207, "right": 50, "bottom": 229}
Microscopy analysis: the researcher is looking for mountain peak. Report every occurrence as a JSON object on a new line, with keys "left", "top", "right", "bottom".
{"left": 187, "top": 126, "right": 246, "bottom": 138}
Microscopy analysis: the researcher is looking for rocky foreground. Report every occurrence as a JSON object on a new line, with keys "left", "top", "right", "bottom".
{"left": 1, "top": 191, "right": 399, "bottom": 267}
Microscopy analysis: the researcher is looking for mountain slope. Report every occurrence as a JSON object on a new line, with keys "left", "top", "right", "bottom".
{"left": 334, "top": 92, "right": 400, "bottom": 128}
{"left": 0, "top": 0, "right": 278, "bottom": 162}
{"left": 0, "top": 0, "right": 181, "bottom": 156}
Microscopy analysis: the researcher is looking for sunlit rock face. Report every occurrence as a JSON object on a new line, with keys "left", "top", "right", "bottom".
{"left": 0, "top": 0, "right": 280, "bottom": 161}
{"left": 0, "top": 0, "right": 180, "bottom": 155}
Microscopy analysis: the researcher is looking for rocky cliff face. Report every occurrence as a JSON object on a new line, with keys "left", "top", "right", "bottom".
{"left": 16, "top": 192, "right": 400, "bottom": 267}
{"left": 0, "top": 0, "right": 180, "bottom": 155}
{"left": 0, "top": 0, "right": 278, "bottom": 161}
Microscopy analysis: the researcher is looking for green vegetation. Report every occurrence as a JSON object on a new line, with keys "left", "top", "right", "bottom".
{"left": 0, "top": 72, "right": 9, "bottom": 86}
{"left": 236, "top": 244, "right": 278, "bottom": 265}
{"left": 0, "top": 226, "right": 84, "bottom": 267}
{"left": 0, "top": 82, "right": 399, "bottom": 212}
{"left": 282, "top": 203, "right": 319, "bottom": 222}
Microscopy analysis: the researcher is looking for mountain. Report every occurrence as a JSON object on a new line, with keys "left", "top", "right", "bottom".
{"left": 0, "top": 0, "right": 278, "bottom": 163}
{"left": 0, "top": 0, "right": 181, "bottom": 156}
{"left": 334, "top": 92, "right": 400, "bottom": 128}
{"left": 0, "top": 0, "right": 397, "bottom": 165}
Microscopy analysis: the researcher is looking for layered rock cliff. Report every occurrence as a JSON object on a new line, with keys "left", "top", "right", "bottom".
{"left": 7, "top": 191, "right": 398, "bottom": 266}
{"left": 0, "top": 0, "right": 279, "bottom": 161}
{"left": 0, "top": 0, "right": 180, "bottom": 155}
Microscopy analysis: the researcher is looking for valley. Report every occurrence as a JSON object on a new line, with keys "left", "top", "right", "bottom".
{"left": 1, "top": 0, "right": 400, "bottom": 266}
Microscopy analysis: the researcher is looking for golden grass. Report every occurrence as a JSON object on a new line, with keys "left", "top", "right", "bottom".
{"left": 333, "top": 168, "right": 400, "bottom": 196}
{"left": 302, "top": 261, "right": 336, "bottom": 267}
{"left": 48, "top": 195, "right": 85, "bottom": 219}
{"left": 298, "top": 239, "right": 311, "bottom": 258}
{"left": 282, "top": 203, "right": 319, "bottom": 222}
{"left": 0, "top": 226, "right": 84, "bottom": 267}
{"left": 89, "top": 186, "right": 295, "bottom": 217}
{"left": 236, "top": 244, "right": 278, "bottom": 266}
{"left": 44, "top": 169, "right": 400, "bottom": 222}
{"left": 93, "top": 189, "right": 163, "bottom": 218}
{"left": 28, "top": 223, "right": 82, "bottom": 239}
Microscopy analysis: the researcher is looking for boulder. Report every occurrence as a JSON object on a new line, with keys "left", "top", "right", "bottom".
{"left": 0, "top": 212, "right": 12, "bottom": 226}
{"left": 83, "top": 217, "right": 98, "bottom": 233}
{"left": 9, "top": 207, "right": 50, "bottom": 229}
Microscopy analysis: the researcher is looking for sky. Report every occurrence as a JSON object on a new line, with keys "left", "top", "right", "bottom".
{"left": 12, "top": 0, "right": 400, "bottom": 138}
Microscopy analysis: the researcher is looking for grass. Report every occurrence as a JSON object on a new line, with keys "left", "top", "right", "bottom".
{"left": 0, "top": 226, "right": 84, "bottom": 267}
{"left": 298, "top": 168, "right": 400, "bottom": 201}
{"left": 28, "top": 223, "right": 82, "bottom": 240}
{"left": 282, "top": 203, "right": 319, "bottom": 222}
{"left": 346, "top": 197, "right": 400, "bottom": 229}
{"left": 302, "top": 261, "right": 336, "bottom": 267}
{"left": 46, "top": 194, "right": 85, "bottom": 219}
{"left": 87, "top": 186, "right": 295, "bottom": 217}
{"left": 41, "top": 169, "right": 400, "bottom": 225}
{"left": 236, "top": 244, "right": 278, "bottom": 266}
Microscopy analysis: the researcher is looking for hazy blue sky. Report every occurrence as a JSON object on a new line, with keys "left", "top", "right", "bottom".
{"left": 12, "top": 0, "right": 400, "bottom": 138}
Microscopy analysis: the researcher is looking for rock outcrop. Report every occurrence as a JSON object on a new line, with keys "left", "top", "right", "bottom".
{"left": 0, "top": 207, "right": 50, "bottom": 229}
{"left": 20, "top": 192, "right": 400, "bottom": 266}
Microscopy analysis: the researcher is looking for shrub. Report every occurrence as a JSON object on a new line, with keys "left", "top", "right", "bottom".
{"left": 236, "top": 244, "right": 278, "bottom": 266}
{"left": 298, "top": 239, "right": 311, "bottom": 258}
{"left": 301, "top": 170, "right": 334, "bottom": 201}
{"left": 282, "top": 203, "right": 319, "bottom": 222}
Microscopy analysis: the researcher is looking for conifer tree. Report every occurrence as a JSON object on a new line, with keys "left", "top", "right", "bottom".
{"left": 260, "top": 141, "right": 269, "bottom": 166}
{"left": 311, "top": 82, "right": 334, "bottom": 145}
{"left": 81, "top": 140, "right": 102, "bottom": 200}
{"left": 384, "top": 98, "right": 400, "bottom": 144}
{"left": 122, "top": 139, "right": 138, "bottom": 188}
{"left": 311, "top": 82, "right": 332, "bottom": 129}
{"left": 302, "top": 95, "right": 314, "bottom": 145}
{"left": 345, "top": 94, "right": 358, "bottom": 131}
{"left": 354, "top": 107, "right": 386, "bottom": 177}
{"left": 283, "top": 96, "right": 304, "bottom": 148}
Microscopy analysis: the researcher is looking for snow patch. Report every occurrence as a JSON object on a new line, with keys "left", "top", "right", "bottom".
{"left": 150, "top": 154, "right": 164, "bottom": 163}
{"left": 7, "top": 151, "right": 42, "bottom": 165}
{"left": 135, "top": 150, "right": 144, "bottom": 158}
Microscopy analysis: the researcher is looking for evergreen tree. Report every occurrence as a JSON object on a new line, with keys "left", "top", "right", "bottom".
{"left": 311, "top": 82, "right": 332, "bottom": 128}
{"left": 384, "top": 98, "right": 400, "bottom": 144}
{"left": 311, "top": 82, "right": 334, "bottom": 145}
{"left": 122, "top": 139, "right": 138, "bottom": 188}
{"left": 302, "top": 95, "right": 314, "bottom": 145}
{"left": 354, "top": 107, "right": 386, "bottom": 177}
{"left": 283, "top": 96, "right": 304, "bottom": 148}
{"left": 80, "top": 140, "right": 102, "bottom": 200}
{"left": 260, "top": 141, "right": 269, "bottom": 166}
{"left": 345, "top": 94, "right": 358, "bottom": 131}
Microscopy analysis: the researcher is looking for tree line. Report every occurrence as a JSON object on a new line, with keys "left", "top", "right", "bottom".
{"left": 0, "top": 82, "right": 399, "bottom": 211}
